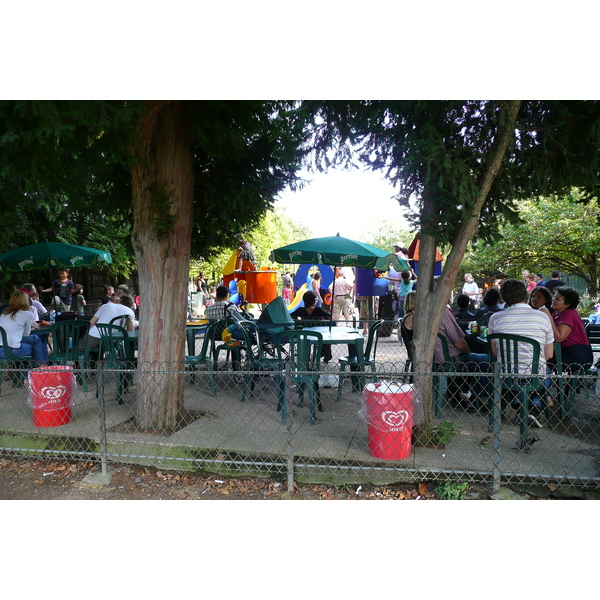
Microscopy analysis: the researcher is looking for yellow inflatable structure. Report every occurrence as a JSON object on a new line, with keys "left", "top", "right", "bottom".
{"left": 287, "top": 283, "right": 306, "bottom": 311}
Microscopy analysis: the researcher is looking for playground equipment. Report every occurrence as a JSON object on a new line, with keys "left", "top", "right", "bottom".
{"left": 222, "top": 250, "right": 278, "bottom": 305}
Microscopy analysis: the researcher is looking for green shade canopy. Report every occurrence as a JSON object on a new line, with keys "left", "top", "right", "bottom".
{"left": 0, "top": 242, "right": 112, "bottom": 274}
{"left": 270, "top": 235, "right": 409, "bottom": 271}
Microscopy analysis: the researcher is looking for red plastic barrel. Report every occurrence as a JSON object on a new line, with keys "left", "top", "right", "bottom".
{"left": 364, "top": 382, "right": 414, "bottom": 460}
{"left": 28, "top": 366, "right": 75, "bottom": 427}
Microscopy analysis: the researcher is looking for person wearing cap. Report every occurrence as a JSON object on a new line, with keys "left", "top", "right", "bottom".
{"left": 534, "top": 273, "right": 546, "bottom": 287}
{"left": 393, "top": 243, "right": 409, "bottom": 260}
{"left": 236, "top": 238, "right": 257, "bottom": 271}
{"left": 544, "top": 271, "right": 565, "bottom": 294}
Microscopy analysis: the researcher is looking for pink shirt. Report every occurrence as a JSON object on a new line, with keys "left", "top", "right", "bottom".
{"left": 553, "top": 309, "right": 589, "bottom": 347}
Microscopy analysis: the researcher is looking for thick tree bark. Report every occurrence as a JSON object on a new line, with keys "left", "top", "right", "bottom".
{"left": 130, "top": 101, "right": 193, "bottom": 430}
{"left": 412, "top": 101, "right": 522, "bottom": 442}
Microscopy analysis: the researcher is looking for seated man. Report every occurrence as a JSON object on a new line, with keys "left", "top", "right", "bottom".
{"left": 487, "top": 278, "right": 554, "bottom": 426}
{"left": 454, "top": 293, "right": 475, "bottom": 323}
{"left": 78, "top": 294, "right": 136, "bottom": 352}
{"left": 206, "top": 285, "right": 243, "bottom": 322}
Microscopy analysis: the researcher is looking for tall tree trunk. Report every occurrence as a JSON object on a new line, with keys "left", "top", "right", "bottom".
{"left": 412, "top": 101, "right": 522, "bottom": 443}
{"left": 130, "top": 101, "right": 193, "bottom": 431}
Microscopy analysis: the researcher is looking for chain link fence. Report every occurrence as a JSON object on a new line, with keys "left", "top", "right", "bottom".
{"left": 1, "top": 319, "right": 598, "bottom": 494}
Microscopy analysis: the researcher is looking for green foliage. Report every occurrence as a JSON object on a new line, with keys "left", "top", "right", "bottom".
{"left": 189, "top": 207, "right": 311, "bottom": 284}
{"left": 432, "top": 421, "right": 460, "bottom": 447}
{"left": 435, "top": 481, "right": 470, "bottom": 500}
{"left": 463, "top": 189, "right": 600, "bottom": 293}
{"left": 304, "top": 101, "right": 600, "bottom": 246}
{"left": 0, "top": 100, "right": 312, "bottom": 284}
{"left": 362, "top": 218, "right": 414, "bottom": 252}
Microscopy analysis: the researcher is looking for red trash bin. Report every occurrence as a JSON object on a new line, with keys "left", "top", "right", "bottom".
{"left": 363, "top": 382, "right": 414, "bottom": 460}
{"left": 28, "top": 366, "right": 75, "bottom": 427}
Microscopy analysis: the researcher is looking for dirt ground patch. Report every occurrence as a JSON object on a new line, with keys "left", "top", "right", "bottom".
{"left": 0, "top": 456, "right": 478, "bottom": 500}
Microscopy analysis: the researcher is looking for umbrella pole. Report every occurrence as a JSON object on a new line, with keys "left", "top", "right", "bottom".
{"left": 47, "top": 267, "right": 55, "bottom": 311}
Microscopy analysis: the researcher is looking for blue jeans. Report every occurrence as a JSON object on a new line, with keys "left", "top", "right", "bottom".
{"left": 0, "top": 334, "right": 49, "bottom": 366}
{"left": 588, "top": 314, "right": 599, "bottom": 324}
{"left": 459, "top": 352, "right": 490, "bottom": 398}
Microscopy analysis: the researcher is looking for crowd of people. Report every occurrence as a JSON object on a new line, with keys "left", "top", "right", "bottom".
{"left": 0, "top": 271, "right": 139, "bottom": 369}
{"left": 398, "top": 267, "right": 596, "bottom": 428}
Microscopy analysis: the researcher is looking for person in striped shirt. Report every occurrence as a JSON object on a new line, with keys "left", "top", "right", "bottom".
{"left": 488, "top": 278, "right": 554, "bottom": 425}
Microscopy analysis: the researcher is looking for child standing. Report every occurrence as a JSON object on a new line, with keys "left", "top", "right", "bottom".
{"left": 282, "top": 282, "right": 294, "bottom": 306}
{"left": 72, "top": 284, "right": 87, "bottom": 316}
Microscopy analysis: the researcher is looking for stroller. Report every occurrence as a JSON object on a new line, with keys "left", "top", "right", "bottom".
{"left": 255, "top": 297, "right": 296, "bottom": 358}
{"left": 228, "top": 297, "right": 295, "bottom": 359}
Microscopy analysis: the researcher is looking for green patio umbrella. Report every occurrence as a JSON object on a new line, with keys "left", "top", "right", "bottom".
{"left": 270, "top": 234, "right": 410, "bottom": 329}
{"left": 270, "top": 234, "right": 409, "bottom": 271}
{"left": 0, "top": 241, "right": 112, "bottom": 274}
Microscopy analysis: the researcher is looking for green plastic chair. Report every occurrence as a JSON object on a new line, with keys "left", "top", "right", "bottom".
{"left": 0, "top": 325, "right": 34, "bottom": 394}
{"left": 210, "top": 316, "right": 246, "bottom": 373}
{"left": 336, "top": 319, "right": 383, "bottom": 402}
{"left": 586, "top": 323, "right": 600, "bottom": 353}
{"left": 185, "top": 321, "right": 216, "bottom": 395}
{"left": 275, "top": 329, "right": 323, "bottom": 425}
{"left": 553, "top": 340, "right": 595, "bottom": 420}
{"left": 487, "top": 333, "right": 553, "bottom": 445}
{"left": 237, "top": 320, "right": 286, "bottom": 407}
{"left": 49, "top": 319, "right": 90, "bottom": 389}
{"left": 434, "top": 333, "right": 469, "bottom": 416}
{"left": 109, "top": 314, "right": 131, "bottom": 328}
{"left": 96, "top": 323, "right": 136, "bottom": 405}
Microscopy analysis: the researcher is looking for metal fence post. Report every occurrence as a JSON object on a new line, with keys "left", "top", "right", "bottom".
{"left": 492, "top": 362, "right": 502, "bottom": 492}
{"left": 285, "top": 361, "right": 294, "bottom": 493}
{"left": 97, "top": 361, "right": 109, "bottom": 476}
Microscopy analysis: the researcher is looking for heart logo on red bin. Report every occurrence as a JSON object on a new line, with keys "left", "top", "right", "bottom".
{"left": 39, "top": 385, "right": 67, "bottom": 400}
{"left": 381, "top": 410, "right": 409, "bottom": 430}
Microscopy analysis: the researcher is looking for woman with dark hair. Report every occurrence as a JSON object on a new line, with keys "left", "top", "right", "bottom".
{"left": 540, "top": 286, "right": 593, "bottom": 371}
{"left": 290, "top": 290, "right": 332, "bottom": 362}
{"left": 529, "top": 286, "right": 553, "bottom": 313}
{"left": 290, "top": 290, "right": 329, "bottom": 320}
{"left": 474, "top": 287, "right": 504, "bottom": 325}
{"left": 311, "top": 272, "right": 323, "bottom": 307}
{"left": 0, "top": 290, "right": 49, "bottom": 365}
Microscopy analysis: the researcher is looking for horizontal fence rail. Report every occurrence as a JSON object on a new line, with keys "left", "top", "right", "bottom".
{"left": 1, "top": 319, "right": 599, "bottom": 494}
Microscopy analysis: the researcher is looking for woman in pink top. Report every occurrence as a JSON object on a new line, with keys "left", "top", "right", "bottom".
{"left": 524, "top": 273, "right": 536, "bottom": 293}
{"left": 540, "top": 286, "right": 592, "bottom": 371}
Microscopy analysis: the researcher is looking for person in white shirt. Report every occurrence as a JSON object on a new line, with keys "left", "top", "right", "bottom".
{"left": 0, "top": 290, "right": 49, "bottom": 365}
{"left": 328, "top": 270, "right": 354, "bottom": 321}
{"left": 461, "top": 273, "right": 481, "bottom": 311}
{"left": 79, "top": 294, "right": 136, "bottom": 351}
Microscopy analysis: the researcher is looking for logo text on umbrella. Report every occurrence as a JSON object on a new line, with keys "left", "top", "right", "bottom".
{"left": 340, "top": 254, "right": 359, "bottom": 265}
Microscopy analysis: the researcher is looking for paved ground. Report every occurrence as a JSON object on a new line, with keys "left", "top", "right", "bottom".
{"left": 1, "top": 326, "right": 599, "bottom": 495}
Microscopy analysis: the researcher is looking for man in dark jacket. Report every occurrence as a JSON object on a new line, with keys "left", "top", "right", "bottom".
{"left": 545, "top": 271, "right": 565, "bottom": 294}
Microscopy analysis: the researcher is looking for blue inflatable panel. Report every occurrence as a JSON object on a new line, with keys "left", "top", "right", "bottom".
{"left": 355, "top": 268, "right": 389, "bottom": 296}
{"left": 294, "top": 264, "right": 335, "bottom": 291}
